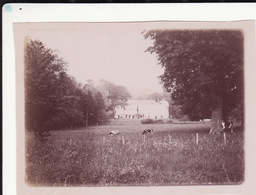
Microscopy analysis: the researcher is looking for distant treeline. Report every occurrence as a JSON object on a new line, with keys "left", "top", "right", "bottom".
{"left": 25, "top": 38, "right": 131, "bottom": 137}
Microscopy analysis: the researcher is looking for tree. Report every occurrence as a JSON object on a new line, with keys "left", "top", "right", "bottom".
{"left": 99, "top": 79, "right": 132, "bottom": 117}
{"left": 144, "top": 30, "right": 244, "bottom": 134}
{"left": 25, "top": 38, "right": 68, "bottom": 138}
{"left": 96, "top": 83, "right": 112, "bottom": 110}
{"left": 25, "top": 38, "right": 111, "bottom": 135}
{"left": 49, "top": 76, "right": 85, "bottom": 129}
{"left": 81, "top": 80, "right": 111, "bottom": 126}
{"left": 148, "top": 92, "right": 164, "bottom": 102}
{"left": 81, "top": 90, "right": 95, "bottom": 127}
{"left": 92, "top": 92, "right": 108, "bottom": 125}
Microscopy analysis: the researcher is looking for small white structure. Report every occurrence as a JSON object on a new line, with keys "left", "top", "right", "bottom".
{"left": 114, "top": 99, "right": 169, "bottom": 119}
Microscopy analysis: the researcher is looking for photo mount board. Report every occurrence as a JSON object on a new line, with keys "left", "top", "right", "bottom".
{"left": 3, "top": 3, "right": 256, "bottom": 195}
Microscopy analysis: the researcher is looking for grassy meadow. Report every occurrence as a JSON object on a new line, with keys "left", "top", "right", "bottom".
{"left": 26, "top": 119, "right": 244, "bottom": 186}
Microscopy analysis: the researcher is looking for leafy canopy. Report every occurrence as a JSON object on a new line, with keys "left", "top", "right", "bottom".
{"left": 25, "top": 38, "right": 68, "bottom": 132}
{"left": 144, "top": 30, "right": 243, "bottom": 121}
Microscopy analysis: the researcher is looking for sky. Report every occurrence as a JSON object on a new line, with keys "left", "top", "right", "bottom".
{"left": 23, "top": 23, "right": 165, "bottom": 96}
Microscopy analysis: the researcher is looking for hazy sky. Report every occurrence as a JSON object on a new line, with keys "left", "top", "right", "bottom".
{"left": 23, "top": 23, "right": 164, "bottom": 95}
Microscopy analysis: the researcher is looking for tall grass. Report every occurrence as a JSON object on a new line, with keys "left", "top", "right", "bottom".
{"left": 26, "top": 128, "right": 244, "bottom": 186}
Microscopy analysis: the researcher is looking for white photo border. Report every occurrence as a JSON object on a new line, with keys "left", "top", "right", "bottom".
{"left": 3, "top": 3, "right": 256, "bottom": 195}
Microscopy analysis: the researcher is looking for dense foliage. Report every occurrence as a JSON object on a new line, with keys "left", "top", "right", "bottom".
{"left": 98, "top": 79, "right": 132, "bottom": 117}
{"left": 25, "top": 39, "right": 131, "bottom": 138}
{"left": 144, "top": 30, "right": 244, "bottom": 133}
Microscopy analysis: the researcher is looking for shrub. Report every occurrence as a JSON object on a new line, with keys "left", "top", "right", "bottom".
{"left": 141, "top": 118, "right": 155, "bottom": 124}
{"left": 154, "top": 120, "right": 164, "bottom": 124}
{"left": 165, "top": 120, "right": 173, "bottom": 124}
{"left": 140, "top": 119, "right": 165, "bottom": 124}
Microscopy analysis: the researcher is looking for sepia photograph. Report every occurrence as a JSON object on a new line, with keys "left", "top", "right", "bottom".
{"left": 3, "top": 3, "right": 256, "bottom": 195}
{"left": 16, "top": 22, "right": 245, "bottom": 187}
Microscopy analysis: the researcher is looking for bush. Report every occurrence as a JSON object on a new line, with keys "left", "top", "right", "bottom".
{"left": 141, "top": 118, "right": 155, "bottom": 124}
{"left": 154, "top": 120, "right": 164, "bottom": 124}
{"left": 141, "top": 119, "right": 165, "bottom": 124}
{"left": 165, "top": 120, "right": 174, "bottom": 124}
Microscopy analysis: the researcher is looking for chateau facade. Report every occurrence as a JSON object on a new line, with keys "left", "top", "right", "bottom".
{"left": 114, "top": 99, "right": 169, "bottom": 119}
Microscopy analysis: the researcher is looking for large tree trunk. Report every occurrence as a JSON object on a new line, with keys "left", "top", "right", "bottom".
{"left": 209, "top": 98, "right": 223, "bottom": 135}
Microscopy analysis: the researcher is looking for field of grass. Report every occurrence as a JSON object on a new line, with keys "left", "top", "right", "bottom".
{"left": 26, "top": 119, "right": 244, "bottom": 186}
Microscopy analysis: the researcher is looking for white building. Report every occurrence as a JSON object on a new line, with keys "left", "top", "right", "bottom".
{"left": 114, "top": 99, "right": 169, "bottom": 119}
